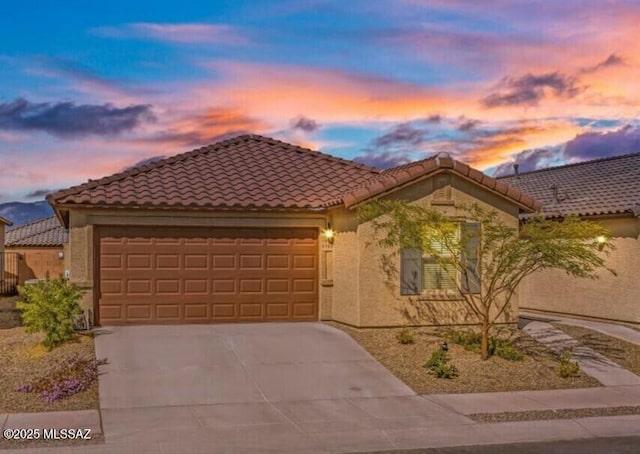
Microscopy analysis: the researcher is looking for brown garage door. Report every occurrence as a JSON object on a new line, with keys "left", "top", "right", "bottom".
{"left": 97, "top": 226, "right": 318, "bottom": 324}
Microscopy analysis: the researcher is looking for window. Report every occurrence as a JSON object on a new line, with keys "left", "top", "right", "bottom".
{"left": 400, "top": 222, "right": 480, "bottom": 295}
{"left": 423, "top": 227, "right": 458, "bottom": 291}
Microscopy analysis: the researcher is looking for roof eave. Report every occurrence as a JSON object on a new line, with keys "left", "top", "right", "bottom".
{"left": 47, "top": 194, "right": 70, "bottom": 229}
{"left": 342, "top": 168, "right": 541, "bottom": 213}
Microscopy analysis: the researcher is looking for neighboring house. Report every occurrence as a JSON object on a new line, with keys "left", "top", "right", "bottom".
{"left": 500, "top": 152, "right": 640, "bottom": 325}
{"left": 5, "top": 216, "right": 69, "bottom": 284}
{"left": 47, "top": 135, "right": 538, "bottom": 327}
{"left": 0, "top": 216, "right": 13, "bottom": 294}
{"left": 0, "top": 216, "right": 11, "bottom": 254}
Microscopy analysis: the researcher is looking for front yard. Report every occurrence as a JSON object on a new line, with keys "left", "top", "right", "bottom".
{"left": 331, "top": 323, "right": 600, "bottom": 394}
{"left": 0, "top": 296, "right": 99, "bottom": 414}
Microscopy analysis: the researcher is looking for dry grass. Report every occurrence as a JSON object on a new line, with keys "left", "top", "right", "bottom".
{"left": 0, "top": 296, "right": 99, "bottom": 413}
{"left": 554, "top": 324, "right": 640, "bottom": 376}
{"left": 330, "top": 323, "right": 600, "bottom": 394}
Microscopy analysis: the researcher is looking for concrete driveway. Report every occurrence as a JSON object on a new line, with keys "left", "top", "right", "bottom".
{"left": 94, "top": 323, "right": 471, "bottom": 453}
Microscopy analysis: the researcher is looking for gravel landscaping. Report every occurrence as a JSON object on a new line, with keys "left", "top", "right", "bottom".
{"left": 0, "top": 297, "right": 100, "bottom": 414}
{"left": 553, "top": 323, "right": 640, "bottom": 376}
{"left": 470, "top": 406, "right": 640, "bottom": 423}
{"left": 330, "top": 323, "right": 600, "bottom": 394}
{"left": 0, "top": 296, "right": 22, "bottom": 329}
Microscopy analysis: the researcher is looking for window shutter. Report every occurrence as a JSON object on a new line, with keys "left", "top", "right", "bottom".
{"left": 400, "top": 248, "right": 423, "bottom": 295}
{"left": 461, "top": 222, "right": 481, "bottom": 294}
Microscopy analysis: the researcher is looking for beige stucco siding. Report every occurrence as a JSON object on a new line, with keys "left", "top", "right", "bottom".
{"left": 5, "top": 247, "right": 65, "bottom": 284}
{"left": 520, "top": 216, "right": 640, "bottom": 325}
{"left": 334, "top": 173, "right": 522, "bottom": 327}
{"left": 328, "top": 208, "right": 360, "bottom": 325}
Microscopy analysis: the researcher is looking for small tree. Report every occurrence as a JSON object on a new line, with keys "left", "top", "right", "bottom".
{"left": 17, "top": 279, "right": 83, "bottom": 349}
{"left": 359, "top": 200, "right": 615, "bottom": 360}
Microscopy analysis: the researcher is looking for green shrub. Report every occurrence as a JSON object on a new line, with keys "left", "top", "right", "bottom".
{"left": 16, "top": 279, "right": 83, "bottom": 349}
{"left": 491, "top": 338, "right": 524, "bottom": 361}
{"left": 446, "top": 330, "right": 523, "bottom": 361}
{"left": 446, "top": 330, "right": 482, "bottom": 352}
{"left": 396, "top": 328, "right": 416, "bottom": 345}
{"left": 425, "top": 350, "right": 458, "bottom": 379}
{"left": 558, "top": 349, "right": 580, "bottom": 378}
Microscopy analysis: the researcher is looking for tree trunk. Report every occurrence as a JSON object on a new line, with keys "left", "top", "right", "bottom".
{"left": 480, "top": 322, "right": 490, "bottom": 360}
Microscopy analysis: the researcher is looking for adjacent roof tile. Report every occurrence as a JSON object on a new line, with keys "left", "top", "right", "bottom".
{"left": 5, "top": 216, "right": 68, "bottom": 247}
{"left": 499, "top": 152, "right": 640, "bottom": 218}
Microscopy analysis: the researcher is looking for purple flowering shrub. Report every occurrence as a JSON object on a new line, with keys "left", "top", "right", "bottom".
{"left": 16, "top": 356, "right": 107, "bottom": 403}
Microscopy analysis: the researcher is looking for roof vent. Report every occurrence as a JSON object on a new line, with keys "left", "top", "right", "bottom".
{"left": 513, "top": 163, "right": 520, "bottom": 178}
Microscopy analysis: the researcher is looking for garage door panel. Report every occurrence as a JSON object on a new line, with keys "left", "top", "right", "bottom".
{"left": 212, "top": 303, "right": 236, "bottom": 319}
{"left": 98, "top": 227, "right": 318, "bottom": 324}
{"left": 183, "top": 304, "right": 208, "bottom": 320}
{"left": 156, "top": 304, "right": 181, "bottom": 320}
{"left": 126, "top": 304, "right": 152, "bottom": 319}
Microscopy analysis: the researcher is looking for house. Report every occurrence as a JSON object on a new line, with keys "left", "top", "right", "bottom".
{"left": 0, "top": 216, "right": 13, "bottom": 294}
{"left": 47, "top": 135, "right": 538, "bottom": 327}
{"left": 0, "top": 216, "right": 11, "bottom": 254}
{"left": 499, "top": 153, "right": 640, "bottom": 325}
{"left": 4, "top": 216, "right": 69, "bottom": 284}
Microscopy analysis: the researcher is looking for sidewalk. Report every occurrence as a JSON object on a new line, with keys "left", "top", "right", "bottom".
{"left": 521, "top": 311, "right": 640, "bottom": 346}
{"left": 425, "top": 384, "right": 640, "bottom": 414}
{"left": 1, "top": 405, "right": 639, "bottom": 453}
{"left": 521, "top": 320, "right": 640, "bottom": 386}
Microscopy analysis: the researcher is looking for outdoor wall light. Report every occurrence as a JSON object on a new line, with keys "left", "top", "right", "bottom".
{"left": 58, "top": 251, "right": 64, "bottom": 260}
{"left": 323, "top": 224, "right": 335, "bottom": 244}
{"left": 596, "top": 235, "right": 607, "bottom": 251}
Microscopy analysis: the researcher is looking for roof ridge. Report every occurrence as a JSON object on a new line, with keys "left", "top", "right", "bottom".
{"left": 48, "top": 134, "right": 381, "bottom": 203}
{"left": 498, "top": 151, "right": 640, "bottom": 179}
{"left": 6, "top": 215, "right": 57, "bottom": 232}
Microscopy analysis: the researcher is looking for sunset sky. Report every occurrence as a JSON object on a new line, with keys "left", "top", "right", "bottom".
{"left": 1, "top": 0, "right": 639, "bottom": 203}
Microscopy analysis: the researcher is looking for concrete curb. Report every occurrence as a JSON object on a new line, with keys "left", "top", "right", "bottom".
{"left": 1, "top": 409, "right": 102, "bottom": 436}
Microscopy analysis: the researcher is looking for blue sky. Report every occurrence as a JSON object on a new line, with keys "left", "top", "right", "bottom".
{"left": 1, "top": 0, "right": 639, "bottom": 202}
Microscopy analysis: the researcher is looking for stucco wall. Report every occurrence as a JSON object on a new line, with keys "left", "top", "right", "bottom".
{"left": 520, "top": 216, "right": 640, "bottom": 325}
{"left": 329, "top": 208, "right": 360, "bottom": 326}
{"left": 66, "top": 208, "right": 330, "bottom": 315}
{"left": 6, "top": 247, "right": 65, "bottom": 284}
{"left": 0, "top": 225, "right": 5, "bottom": 254}
{"left": 337, "top": 173, "right": 522, "bottom": 327}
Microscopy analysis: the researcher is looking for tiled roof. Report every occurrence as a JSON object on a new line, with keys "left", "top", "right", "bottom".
{"left": 48, "top": 135, "right": 380, "bottom": 210}
{"left": 48, "top": 134, "right": 538, "bottom": 220}
{"left": 499, "top": 152, "right": 640, "bottom": 218}
{"left": 5, "top": 216, "right": 68, "bottom": 247}
{"left": 340, "top": 154, "right": 541, "bottom": 212}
